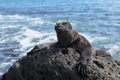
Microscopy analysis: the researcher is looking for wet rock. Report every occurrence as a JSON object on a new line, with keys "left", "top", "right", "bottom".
{"left": 0, "top": 45, "right": 120, "bottom": 80}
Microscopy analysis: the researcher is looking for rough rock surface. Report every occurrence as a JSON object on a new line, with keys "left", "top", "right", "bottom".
{"left": 0, "top": 45, "right": 120, "bottom": 80}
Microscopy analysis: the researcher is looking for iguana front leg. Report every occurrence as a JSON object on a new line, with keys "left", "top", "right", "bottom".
{"left": 76, "top": 47, "right": 93, "bottom": 77}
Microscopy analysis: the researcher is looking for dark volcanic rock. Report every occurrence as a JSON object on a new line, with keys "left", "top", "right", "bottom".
{"left": 0, "top": 45, "right": 120, "bottom": 80}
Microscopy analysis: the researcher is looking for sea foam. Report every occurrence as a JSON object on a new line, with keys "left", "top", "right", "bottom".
{"left": 0, "top": 14, "right": 56, "bottom": 76}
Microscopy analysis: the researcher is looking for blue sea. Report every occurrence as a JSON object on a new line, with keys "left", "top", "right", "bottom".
{"left": 0, "top": 0, "right": 120, "bottom": 76}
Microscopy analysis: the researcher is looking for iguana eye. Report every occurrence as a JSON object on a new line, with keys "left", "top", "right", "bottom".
{"left": 62, "top": 22, "right": 67, "bottom": 25}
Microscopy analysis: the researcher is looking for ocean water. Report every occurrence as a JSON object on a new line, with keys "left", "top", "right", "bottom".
{"left": 0, "top": 0, "right": 120, "bottom": 76}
